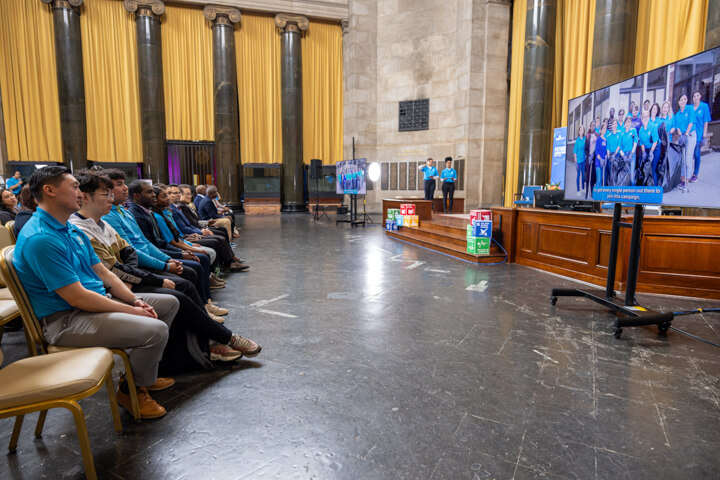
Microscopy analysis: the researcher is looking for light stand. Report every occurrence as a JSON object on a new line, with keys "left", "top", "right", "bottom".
{"left": 313, "top": 174, "right": 329, "bottom": 221}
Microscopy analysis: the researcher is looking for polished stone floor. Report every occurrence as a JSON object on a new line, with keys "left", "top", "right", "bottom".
{"left": 1, "top": 214, "right": 720, "bottom": 479}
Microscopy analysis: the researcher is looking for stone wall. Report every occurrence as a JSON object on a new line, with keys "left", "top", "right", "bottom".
{"left": 343, "top": 0, "right": 511, "bottom": 212}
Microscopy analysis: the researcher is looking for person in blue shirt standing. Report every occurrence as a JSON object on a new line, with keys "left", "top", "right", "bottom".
{"left": 620, "top": 117, "right": 638, "bottom": 185}
{"left": 670, "top": 93, "right": 697, "bottom": 187}
{"left": 418, "top": 158, "right": 439, "bottom": 203}
{"left": 616, "top": 109, "right": 626, "bottom": 133}
{"left": 13, "top": 166, "right": 180, "bottom": 418}
{"left": 691, "top": 90, "right": 711, "bottom": 182}
{"left": 606, "top": 119, "right": 622, "bottom": 186}
{"left": 439, "top": 157, "right": 457, "bottom": 213}
{"left": 638, "top": 111, "right": 660, "bottom": 185}
{"left": 5, "top": 171, "right": 23, "bottom": 195}
{"left": 573, "top": 125, "right": 587, "bottom": 195}
{"left": 593, "top": 123, "right": 607, "bottom": 193}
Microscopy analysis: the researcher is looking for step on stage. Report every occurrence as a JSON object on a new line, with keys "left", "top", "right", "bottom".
{"left": 382, "top": 199, "right": 504, "bottom": 264}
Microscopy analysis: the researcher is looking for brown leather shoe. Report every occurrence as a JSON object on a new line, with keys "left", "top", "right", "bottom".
{"left": 228, "top": 262, "right": 249, "bottom": 271}
{"left": 117, "top": 387, "right": 167, "bottom": 419}
{"left": 146, "top": 377, "right": 175, "bottom": 391}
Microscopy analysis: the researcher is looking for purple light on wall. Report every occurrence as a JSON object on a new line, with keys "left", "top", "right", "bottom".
{"left": 168, "top": 147, "right": 181, "bottom": 184}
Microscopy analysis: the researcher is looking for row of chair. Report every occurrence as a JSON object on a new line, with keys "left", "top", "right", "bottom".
{"left": 0, "top": 220, "right": 140, "bottom": 479}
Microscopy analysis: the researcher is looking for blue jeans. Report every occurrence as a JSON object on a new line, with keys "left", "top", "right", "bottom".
{"left": 576, "top": 162, "right": 586, "bottom": 190}
{"left": 693, "top": 140, "right": 702, "bottom": 176}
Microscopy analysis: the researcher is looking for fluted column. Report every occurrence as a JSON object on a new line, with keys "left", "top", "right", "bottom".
{"left": 124, "top": 0, "right": 167, "bottom": 182}
{"left": 590, "top": 0, "right": 638, "bottom": 90}
{"left": 41, "top": 0, "right": 87, "bottom": 172}
{"left": 707, "top": 0, "right": 720, "bottom": 49}
{"left": 204, "top": 6, "right": 243, "bottom": 209}
{"left": 517, "top": 0, "right": 556, "bottom": 191}
{"left": 275, "top": 13, "right": 309, "bottom": 212}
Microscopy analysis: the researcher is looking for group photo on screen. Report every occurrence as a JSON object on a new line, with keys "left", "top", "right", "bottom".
{"left": 335, "top": 158, "right": 367, "bottom": 195}
{"left": 564, "top": 47, "right": 720, "bottom": 208}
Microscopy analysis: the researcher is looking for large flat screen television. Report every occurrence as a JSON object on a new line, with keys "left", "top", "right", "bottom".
{"left": 564, "top": 47, "right": 720, "bottom": 208}
{"left": 336, "top": 158, "right": 367, "bottom": 194}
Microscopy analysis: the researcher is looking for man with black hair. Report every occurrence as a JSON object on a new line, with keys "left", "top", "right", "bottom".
{"left": 70, "top": 171, "right": 261, "bottom": 364}
{"left": 13, "top": 166, "right": 179, "bottom": 418}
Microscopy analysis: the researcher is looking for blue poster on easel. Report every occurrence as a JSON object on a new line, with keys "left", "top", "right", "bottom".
{"left": 551, "top": 127, "right": 566, "bottom": 189}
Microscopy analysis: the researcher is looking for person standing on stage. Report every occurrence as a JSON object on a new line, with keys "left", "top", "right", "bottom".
{"left": 439, "top": 157, "right": 457, "bottom": 213}
{"left": 418, "top": 158, "right": 439, "bottom": 203}
{"left": 691, "top": 90, "right": 711, "bottom": 183}
{"left": 670, "top": 93, "right": 697, "bottom": 187}
{"left": 573, "top": 125, "right": 587, "bottom": 195}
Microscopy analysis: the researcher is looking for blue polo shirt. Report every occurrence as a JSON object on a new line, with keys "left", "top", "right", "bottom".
{"left": 6, "top": 177, "right": 21, "bottom": 195}
{"left": 693, "top": 101, "right": 711, "bottom": 140}
{"left": 606, "top": 131, "right": 622, "bottom": 154}
{"left": 573, "top": 137, "right": 586, "bottom": 163}
{"left": 673, "top": 106, "right": 696, "bottom": 134}
{"left": 655, "top": 115, "right": 673, "bottom": 133}
{"left": 14, "top": 208, "right": 105, "bottom": 319}
{"left": 440, "top": 168, "right": 457, "bottom": 183}
{"left": 420, "top": 165, "right": 438, "bottom": 181}
{"left": 638, "top": 123, "right": 659, "bottom": 148}
{"left": 620, "top": 129, "right": 637, "bottom": 153}
{"left": 103, "top": 204, "right": 169, "bottom": 271}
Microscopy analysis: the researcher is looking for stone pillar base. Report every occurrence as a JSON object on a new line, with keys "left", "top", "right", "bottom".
{"left": 282, "top": 203, "right": 308, "bottom": 213}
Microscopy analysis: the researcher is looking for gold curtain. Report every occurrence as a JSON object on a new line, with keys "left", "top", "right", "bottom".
{"left": 504, "top": 0, "right": 595, "bottom": 205}
{"left": 502, "top": 0, "right": 528, "bottom": 206}
{"left": 81, "top": 0, "right": 141, "bottom": 163}
{"left": 302, "top": 20, "right": 343, "bottom": 165}
{"left": 634, "top": 0, "right": 708, "bottom": 74}
{"left": 235, "top": 13, "right": 281, "bottom": 164}
{"left": 162, "top": 4, "right": 213, "bottom": 141}
{"left": 0, "top": 0, "right": 62, "bottom": 163}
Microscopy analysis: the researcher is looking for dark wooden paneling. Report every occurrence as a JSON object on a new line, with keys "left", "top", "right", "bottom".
{"left": 537, "top": 225, "right": 590, "bottom": 263}
{"left": 499, "top": 207, "right": 720, "bottom": 300}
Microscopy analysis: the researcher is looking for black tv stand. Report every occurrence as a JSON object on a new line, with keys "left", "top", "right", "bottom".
{"left": 550, "top": 203, "right": 674, "bottom": 338}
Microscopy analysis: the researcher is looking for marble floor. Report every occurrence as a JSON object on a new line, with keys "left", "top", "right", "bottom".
{"left": 1, "top": 214, "right": 719, "bottom": 479}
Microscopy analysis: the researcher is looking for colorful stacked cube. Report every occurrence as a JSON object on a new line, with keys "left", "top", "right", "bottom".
{"left": 467, "top": 219, "right": 492, "bottom": 255}
{"left": 469, "top": 209, "right": 492, "bottom": 222}
{"left": 386, "top": 208, "right": 401, "bottom": 230}
{"left": 400, "top": 204, "right": 416, "bottom": 216}
{"left": 404, "top": 215, "right": 419, "bottom": 227}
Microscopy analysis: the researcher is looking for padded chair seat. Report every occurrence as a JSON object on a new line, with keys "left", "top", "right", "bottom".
{"left": 0, "top": 348, "right": 113, "bottom": 410}
{"left": 0, "top": 299, "right": 19, "bottom": 321}
{"left": 0, "top": 288, "right": 14, "bottom": 301}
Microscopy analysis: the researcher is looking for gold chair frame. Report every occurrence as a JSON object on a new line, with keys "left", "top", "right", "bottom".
{"left": 0, "top": 350, "right": 122, "bottom": 480}
{"left": 5, "top": 220, "right": 15, "bottom": 243}
{"left": 0, "top": 246, "right": 142, "bottom": 421}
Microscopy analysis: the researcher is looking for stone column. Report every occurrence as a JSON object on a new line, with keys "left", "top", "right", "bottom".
{"left": 40, "top": 0, "right": 87, "bottom": 172}
{"left": 706, "top": 0, "right": 720, "bottom": 49}
{"left": 275, "top": 14, "right": 309, "bottom": 212}
{"left": 123, "top": 0, "right": 167, "bottom": 182}
{"left": 590, "top": 0, "right": 638, "bottom": 91}
{"left": 204, "top": 6, "right": 243, "bottom": 210}
{"left": 517, "top": 0, "right": 556, "bottom": 191}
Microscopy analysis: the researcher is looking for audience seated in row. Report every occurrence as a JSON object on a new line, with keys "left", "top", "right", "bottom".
{"left": 11, "top": 167, "right": 261, "bottom": 419}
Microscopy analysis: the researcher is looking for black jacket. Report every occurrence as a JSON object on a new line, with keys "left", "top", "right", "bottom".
{"left": 126, "top": 203, "right": 183, "bottom": 259}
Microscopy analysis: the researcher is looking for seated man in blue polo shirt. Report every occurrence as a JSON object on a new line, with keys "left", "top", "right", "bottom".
{"left": 13, "top": 166, "right": 180, "bottom": 419}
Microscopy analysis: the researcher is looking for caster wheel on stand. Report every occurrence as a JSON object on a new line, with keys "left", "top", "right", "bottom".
{"left": 658, "top": 323, "right": 670, "bottom": 335}
{"left": 613, "top": 326, "right": 623, "bottom": 339}
{"left": 550, "top": 297, "right": 558, "bottom": 306}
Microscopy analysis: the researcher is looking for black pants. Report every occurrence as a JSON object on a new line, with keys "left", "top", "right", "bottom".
{"left": 194, "top": 235, "right": 234, "bottom": 266}
{"left": 423, "top": 179, "right": 436, "bottom": 201}
{"left": 441, "top": 182, "right": 455, "bottom": 213}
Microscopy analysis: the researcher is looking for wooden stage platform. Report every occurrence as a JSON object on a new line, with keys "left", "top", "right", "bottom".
{"left": 384, "top": 211, "right": 506, "bottom": 264}
{"left": 382, "top": 200, "right": 720, "bottom": 299}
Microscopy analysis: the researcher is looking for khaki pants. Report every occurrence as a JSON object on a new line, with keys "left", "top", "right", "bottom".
{"left": 213, "top": 217, "right": 232, "bottom": 239}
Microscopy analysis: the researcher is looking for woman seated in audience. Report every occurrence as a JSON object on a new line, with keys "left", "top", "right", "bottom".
{"left": 12, "top": 186, "right": 37, "bottom": 235}
{"left": 0, "top": 187, "right": 18, "bottom": 225}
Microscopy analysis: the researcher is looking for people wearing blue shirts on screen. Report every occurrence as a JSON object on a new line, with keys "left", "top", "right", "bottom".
{"left": 594, "top": 124, "right": 607, "bottom": 192}
{"left": 620, "top": 117, "right": 638, "bottom": 185}
{"left": 630, "top": 104, "right": 642, "bottom": 133}
{"left": 594, "top": 117, "right": 602, "bottom": 135}
{"left": 418, "top": 158, "right": 438, "bottom": 203}
{"left": 656, "top": 101, "right": 673, "bottom": 134}
{"left": 649, "top": 103, "right": 660, "bottom": 127}
{"left": 638, "top": 111, "right": 660, "bottom": 185}
{"left": 691, "top": 91, "right": 711, "bottom": 182}
{"left": 5, "top": 171, "right": 23, "bottom": 195}
{"left": 573, "top": 125, "right": 587, "bottom": 195}
{"left": 616, "top": 109, "right": 626, "bottom": 133}
{"left": 439, "top": 157, "right": 457, "bottom": 213}
{"left": 606, "top": 119, "right": 622, "bottom": 186}
{"left": 670, "top": 94, "right": 696, "bottom": 186}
